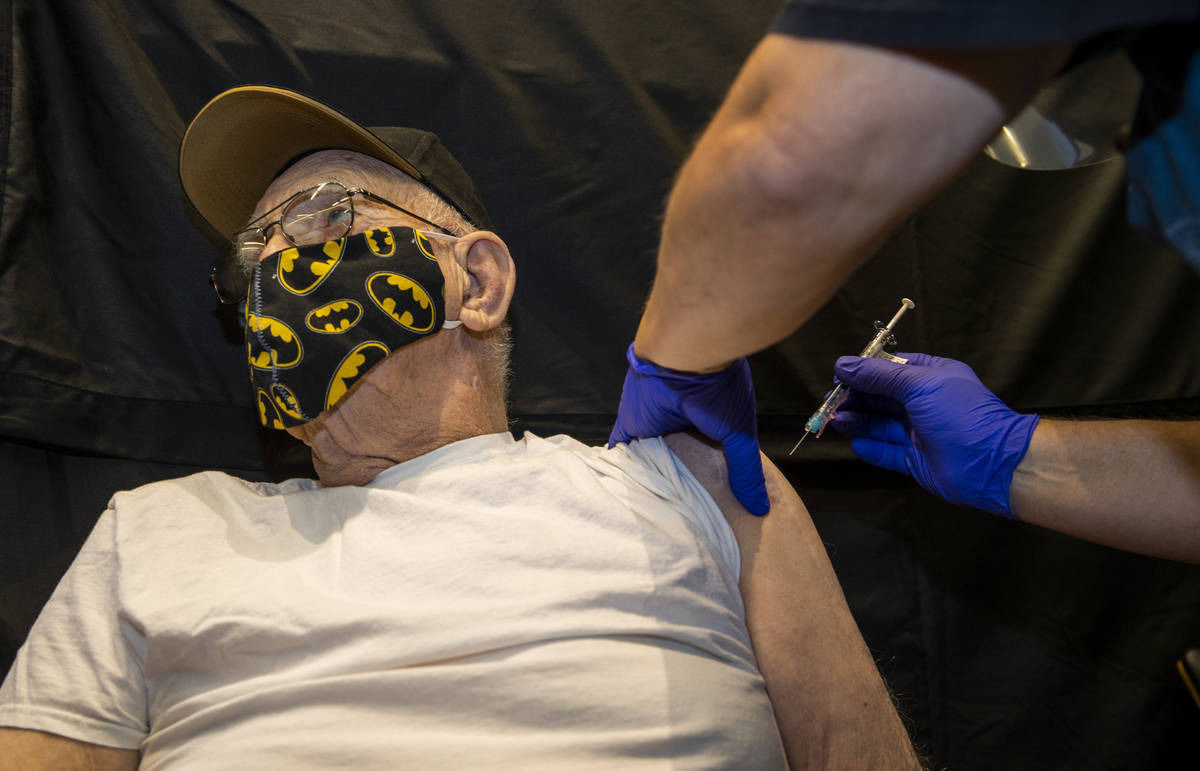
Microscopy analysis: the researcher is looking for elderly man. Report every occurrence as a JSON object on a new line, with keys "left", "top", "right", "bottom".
{"left": 0, "top": 86, "right": 918, "bottom": 770}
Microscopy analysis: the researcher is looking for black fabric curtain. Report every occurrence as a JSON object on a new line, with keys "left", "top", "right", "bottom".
{"left": 2, "top": 1, "right": 1199, "bottom": 767}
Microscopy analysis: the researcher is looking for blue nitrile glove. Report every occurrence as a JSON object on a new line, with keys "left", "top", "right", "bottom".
{"left": 829, "top": 353, "right": 1039, "bottom": 518}
{"left": 608, "top": 343, "right": 770, "bottom": 515}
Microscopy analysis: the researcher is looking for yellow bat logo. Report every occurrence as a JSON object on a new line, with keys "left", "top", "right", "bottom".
{"left": 414, "top": 230, "right": 439, "bottom": 261}
{"left": 365, "top": 227, "right": 396, "bottom": 257}
{"left": 279, "top": 237, "right": 345, "bottom": 295}
{"left": 256, "top": 389, "right": 285, "bottom": 429}
{"left": 246, "top": 313, "right": 302, "bottom": 369}
{"left": 306, "top": 299, "right": 363, "bottom": 334}
{"left": 367, "top": 272, "right": 435, "bottom": 332}
{"left": 325, "top": 341, "right": 390, "bottom": 410}
{"left": 270, "top": 383, "right": 304, "bottom": 421}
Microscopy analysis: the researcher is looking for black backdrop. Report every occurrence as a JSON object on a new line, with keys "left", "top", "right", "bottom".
{"left": 3, "top": 1, "right": 1200, "bottom": 768}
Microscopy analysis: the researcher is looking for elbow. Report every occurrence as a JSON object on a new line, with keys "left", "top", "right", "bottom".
{"left": 715, "top": 112, "right": 840, "bottom": 220}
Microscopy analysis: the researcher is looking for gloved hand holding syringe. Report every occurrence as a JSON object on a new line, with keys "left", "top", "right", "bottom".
{"left": 790, "top": 298, "right": 916, "bottom": 453}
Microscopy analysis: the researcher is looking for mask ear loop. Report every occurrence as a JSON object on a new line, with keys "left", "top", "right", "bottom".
{"left": 416, "top": 229, "right": 465, "bottom": 331}
{"left": 250, "top": 260, "right": 312, "bottom": 424}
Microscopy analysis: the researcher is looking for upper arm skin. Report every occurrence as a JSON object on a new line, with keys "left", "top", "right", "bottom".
{"left": 636, "top": 35, "right": 1073, "bottom": 372}
{"left": 0, "top": 728, "right": 139, "bottom": 771}
{"left": 666, "top": 432, "right": 920, "bottom": 770}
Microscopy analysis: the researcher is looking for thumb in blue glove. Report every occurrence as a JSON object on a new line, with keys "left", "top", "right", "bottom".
{"left": 608, "top": 343, "right": 770, "bottom": 515}
{"left": 829, "top": 353, "right": 1039, "bottom": 518}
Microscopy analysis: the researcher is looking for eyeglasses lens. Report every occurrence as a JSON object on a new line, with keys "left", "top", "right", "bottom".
{"left": 282, "top": 183, "right": 354, "bottom": 247}
{"left": 212, "top": 183, "right": 357, "bottom": 304}
{"left": 210, "top": 229, "right": 264, "bottom": 304}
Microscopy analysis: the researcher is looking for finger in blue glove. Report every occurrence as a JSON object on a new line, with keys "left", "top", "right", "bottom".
{"left": 831, "top": 353, "right": 1039, "bottom": 518}
{"left": 609, "top": 343, "right": 770, "bottom": 515}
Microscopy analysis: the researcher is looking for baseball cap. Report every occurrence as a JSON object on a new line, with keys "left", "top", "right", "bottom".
{"left": 179, "top": 85, "right": 493, "bottom": 238}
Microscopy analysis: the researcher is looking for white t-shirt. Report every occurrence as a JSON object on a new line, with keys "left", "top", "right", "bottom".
{"left": 1, "top": 432, "right": 786, "bottom": 769}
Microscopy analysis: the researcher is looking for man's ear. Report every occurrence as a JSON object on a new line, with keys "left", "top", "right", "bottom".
{"left": 453, "top": 231, "right": 516, "bottom": 332}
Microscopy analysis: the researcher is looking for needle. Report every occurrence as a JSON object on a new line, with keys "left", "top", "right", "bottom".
{"left": 788, "top": 297, "right": 916, "bottom": 454}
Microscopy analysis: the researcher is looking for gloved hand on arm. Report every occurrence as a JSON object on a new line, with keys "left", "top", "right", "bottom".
{"left": 830, "top": 353, "right": 1040, "bottom": 518}
{"left": 608, "top": 343, "right": 770, "bottom": 515}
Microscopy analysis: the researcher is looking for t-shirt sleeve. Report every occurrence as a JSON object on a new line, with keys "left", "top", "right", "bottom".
{"left": 616, "top": 437, "right": 742, "bottom": 582}
{"left": 770, "top": 0, "right": 1200, "bottom": 49}
{"left": 0, "top": 509, "right": 148, "bottom": 749}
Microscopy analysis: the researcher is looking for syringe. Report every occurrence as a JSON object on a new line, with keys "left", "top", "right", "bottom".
{"left": 789, "top": 298, "right": 916, "bottom": 454}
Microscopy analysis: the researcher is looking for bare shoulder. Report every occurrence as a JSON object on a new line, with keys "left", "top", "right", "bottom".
{"left": 0, "top": 728, "right": 138, "bottom": 771}
{"left": 663, "top": 430, "right": 808, "bottom": 539}
{"left": 663, "top": 431, "right": 730, "bottom": 498}
{"left": 662, "top": 432, "right": 921, "bottom": 769}
{"left": 663, "top": 430, "right": 821, "bottom": 601}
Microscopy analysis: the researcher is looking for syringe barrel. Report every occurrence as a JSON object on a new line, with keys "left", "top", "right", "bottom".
{"left": 856, "top": 298, "right": 915, "bottom": 358}
{"left": 796, "top": 297, "right": 916, "bottom": 448}
{"left": 857, "top": 330, "right": 890, "bottom": 358}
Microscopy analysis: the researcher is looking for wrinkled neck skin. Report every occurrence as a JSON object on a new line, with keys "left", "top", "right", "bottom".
{"left": 286, "top": 329, "right": 507, "bottom": 487}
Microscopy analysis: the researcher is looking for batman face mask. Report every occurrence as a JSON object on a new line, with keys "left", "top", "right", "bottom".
{"left": 246, "top": 227, "right": 461, "bottom": 429}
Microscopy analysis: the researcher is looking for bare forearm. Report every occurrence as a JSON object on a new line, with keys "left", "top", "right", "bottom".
{"left": 1011, "top": 419, "right": 1200, "bottom": 563}
{"left": 636, "top": 35, "right": 1068, "bottom": 372}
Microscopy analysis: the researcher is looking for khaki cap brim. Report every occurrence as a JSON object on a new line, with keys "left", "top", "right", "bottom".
{"left": 179, "top": 85, "right": 425, "bottom": 238}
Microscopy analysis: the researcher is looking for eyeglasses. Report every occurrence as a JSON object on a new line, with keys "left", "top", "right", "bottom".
{"left": 210, "top": 181, "right": 453, "bottom": 304}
